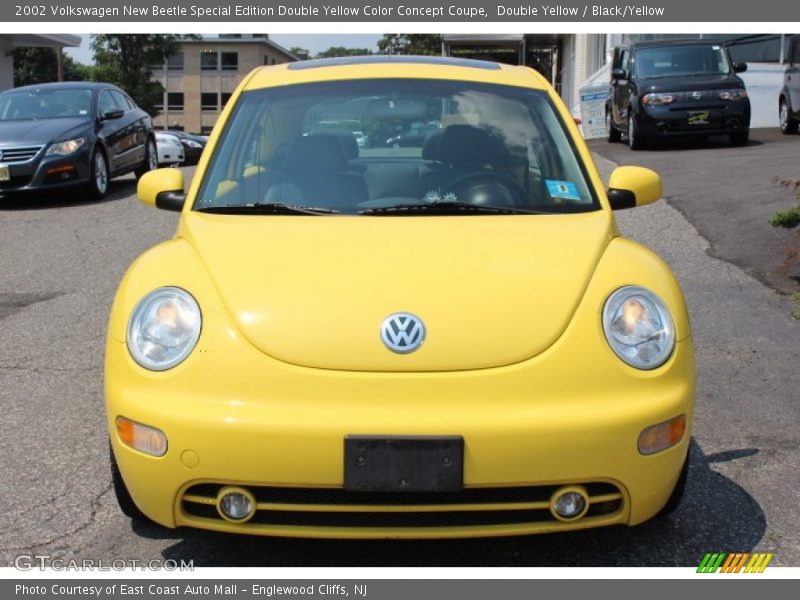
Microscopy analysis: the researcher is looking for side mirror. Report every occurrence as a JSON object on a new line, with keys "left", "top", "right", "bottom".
{"left": 137, "top": 168, "right": 185, "bottom": 212}
{"left": 101, "top": 108, "right": 124, "bottom": 121}
{"left": 607, "top": 166, "right": 662, "bottom": 210}
{"left": 733, "top": 62, "right": 748, "bottom": 73}
{"left": 611, "top": 68, "right": 628, "bottom": 81}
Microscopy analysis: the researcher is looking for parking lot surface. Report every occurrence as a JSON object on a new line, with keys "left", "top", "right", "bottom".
{"left": 1, "top": 133, "right": 798, "bottom": 566}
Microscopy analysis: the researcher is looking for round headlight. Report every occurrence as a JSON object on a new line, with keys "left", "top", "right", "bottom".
{"left": 602, "top": 286, "right": 675, "bottom": 370}
{"left": 127, "top": 287, "right": 201, "bottom": 371}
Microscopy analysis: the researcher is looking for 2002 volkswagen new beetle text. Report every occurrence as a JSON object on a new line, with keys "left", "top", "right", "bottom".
{"left": 105, "top": 56, "right": 695, "bottom": 538}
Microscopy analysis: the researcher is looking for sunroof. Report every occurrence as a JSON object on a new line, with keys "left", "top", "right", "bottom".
{"left": 287, "top": 55, "right": 502, "bottom": 71}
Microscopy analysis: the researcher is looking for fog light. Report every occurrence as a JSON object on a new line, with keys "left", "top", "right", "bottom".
{"left": 550, "top": 486, "right": 589, "bottom": 521}
{"left": 217, "top": 487, "right": 256, "bottom": 522}
{"left": 116, "top": 416, "right": 167, "bottom": 457}
{"left": 638, "top": 415, "right": 686, "bottom": 455}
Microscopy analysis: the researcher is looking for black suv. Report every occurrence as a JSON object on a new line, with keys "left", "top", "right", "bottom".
{"left": 0, "top": 81, "right": 157, "bottom": 200}
{"left": 779, "top": 36, "right": 800, "bottom": 134}
{"left": 606, "top": 40, "right": 751, "bottom": 149}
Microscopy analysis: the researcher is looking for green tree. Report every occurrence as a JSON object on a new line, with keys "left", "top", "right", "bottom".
{"left": 377, "top": 34, "right": 441, "bottom": 56}
{"left": 315, "top": 46, "right": 373, "bottom": 59}
{"left": 13, "top": 47, "right": 84, "bottom": 87}
{"left": 288, "top": 46, "right": 310, "bottom": 60}
{"left": 90, "top": 34, "right": 190, "bottom": 116}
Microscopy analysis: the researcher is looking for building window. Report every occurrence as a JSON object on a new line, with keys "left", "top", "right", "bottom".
{"left": 167, "top": 93, "right": 184, "bottom": 110}
{"left": 221, "top": 93, "right": 233, "bottom": 109}
{"left": 154, "top": 94, "right": 164, "bottom": 111}
{"left": 201, "top": 92, "right": 219, "bottom": 111}
{"left": 201, "top": 125, "right": 215, "bottom": 134}
{"left": 201, "top": 51, "right": 218, "bottom": 71}
{"left": 221, "top": 52, "right": 238, "bottom": 71}
{"left": 271, "top": 58, "right": 277, "bottom": 65}
{"left": 149, "top": 60, "right": 165, "bottom": 72}
{"left": 167, "top": 52, "right": 184, "bottom": 71}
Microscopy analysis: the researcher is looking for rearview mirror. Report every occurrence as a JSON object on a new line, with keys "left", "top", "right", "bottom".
{"left": 607, "top": 166, "right": 662, "bottom": 210}
{"left": 733, "top": 62, "right": 748, "bottom": 73}
{"left": 137, "top": 168, "right": 186, "bottom": 212}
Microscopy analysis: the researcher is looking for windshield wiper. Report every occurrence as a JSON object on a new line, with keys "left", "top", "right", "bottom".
{"left": 359, "top": 202, "right": 548, "bottom": 216}
{"left": 196, "top": 203, "right": 339, "bottom": 215}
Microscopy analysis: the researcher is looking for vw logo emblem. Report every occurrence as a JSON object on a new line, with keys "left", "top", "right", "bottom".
{"left": 692, "top": 91, "right": 702, "bottom": 100}
{"left": 380, "top": 313, "right": 426, "bottom": 354}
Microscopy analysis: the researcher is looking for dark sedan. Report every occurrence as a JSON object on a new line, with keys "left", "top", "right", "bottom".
{"left": 161, "top": 129, "right": 207, "bottom": 165}
{"left": 0, "top": 82, "right": 156, "bottom": 200}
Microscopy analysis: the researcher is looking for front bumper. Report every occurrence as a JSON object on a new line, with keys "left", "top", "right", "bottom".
{"left": 0, "top": 145, "right": 92, "bottom": 194}
{"left": 638, "top": 100, "right": 750, "bottom": 137}
{"left": 107, "top": 320, "right": 694, "bottom": 539}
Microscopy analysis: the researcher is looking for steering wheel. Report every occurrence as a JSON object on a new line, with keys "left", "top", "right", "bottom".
{"left": 442, "top": 171, "right": 527, "bottom": 207}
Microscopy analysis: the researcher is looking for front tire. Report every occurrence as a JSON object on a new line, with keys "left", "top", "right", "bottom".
{"left": 135, "top": 138, "right": 158, "bottom": 179}
{"left": 730, "top": 128, "right": 750, "bottom": 146}
{"left": 780, "top": 99, "right": 799, "bottom": 134}
{"left": 87, "top": 148, "right": 109, "bottom": 200}
{"left": 606, "top": 110, "right": 621, "bottom": 143}
{"left": 627, "top": 114, "right": 645, "bottom": 150}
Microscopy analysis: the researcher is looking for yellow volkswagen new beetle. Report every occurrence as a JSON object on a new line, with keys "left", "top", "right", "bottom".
{"left": 106, "top": 56, "right": 694, "bottom": 538}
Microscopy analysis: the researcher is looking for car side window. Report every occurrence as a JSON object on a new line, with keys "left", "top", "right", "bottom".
{"left": 620, "top": 50, "right": 630, "bottom": 75}
{"left": 792, "top": 39, "right": 800, "bottom": 68}
{"left": 110, "top": 90, "right": 130, "bottom": 112}
{"left": 98, "top": 90, "right": 118, "bottom": 116}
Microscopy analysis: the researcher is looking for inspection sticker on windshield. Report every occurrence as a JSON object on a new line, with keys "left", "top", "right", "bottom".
{"left": 546, "top": 179, "right": 581, "bottom": 201}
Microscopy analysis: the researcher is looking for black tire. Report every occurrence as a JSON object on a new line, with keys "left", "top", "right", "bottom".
{"left": 653, "top": 451, "right": 689, "bottom": 520}
{"left": 779, "top": 99, "right": 799, "bottom": 134}
{"left": 730, "top": 128, "right": 750, "bottom": 146}
{"left": 135, "top": 137, "right": 158, "bottom": 179}
{"left": 627, "top": 114, "right": 646, "bottom": 150}
{"left": 606, "top": 110, "right": 621, "bottom": 143}
{"left": 109, "top": 444, "right": 147, "bottom": 521}
{"left": 86, "top": 148, "right": 109, "bottom": 200}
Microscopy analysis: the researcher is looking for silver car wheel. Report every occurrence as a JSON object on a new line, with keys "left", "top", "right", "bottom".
{"left": 95, "top": 152, "right": 108, "bottom": 195}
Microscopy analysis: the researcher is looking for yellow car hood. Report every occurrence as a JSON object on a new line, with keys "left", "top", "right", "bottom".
{"left": 182, "top": 211, "right": 613, "bottom": 371}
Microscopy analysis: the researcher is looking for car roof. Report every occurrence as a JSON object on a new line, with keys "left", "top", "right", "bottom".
{"left": 245, "top": 55, "right": 550, "bottom": 92}
{"left": 624, "top": 39, "right": 729, "bottom": 50}
{"left": 2, "top": 81, "right": 122, "bottom": 94}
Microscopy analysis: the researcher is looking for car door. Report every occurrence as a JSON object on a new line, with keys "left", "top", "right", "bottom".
{"left": 788, "top": 38, "right": 800, "bottom": 116}
{"left": 97, "top": 89, "right": 127, "bottom": 173}
{"left": 111, "top": 90, "right": 148, "bottom": 169}
{"left": 611, "top": 47, "right": 632, "bottom": 127}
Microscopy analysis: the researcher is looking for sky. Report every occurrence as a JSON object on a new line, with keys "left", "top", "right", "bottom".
{"left": 64, "top": 34, "right": 383, "bottom": 64}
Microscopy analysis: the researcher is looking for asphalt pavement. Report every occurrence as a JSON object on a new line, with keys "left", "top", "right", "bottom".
{"left": 0, "top": 134, "right": 798, "bottom": 567}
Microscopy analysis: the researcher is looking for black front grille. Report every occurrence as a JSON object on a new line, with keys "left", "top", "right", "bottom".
{"left": 181, "top": 482, "right": 624, "bottom": 530}
{"left": 184, "top": 482, "right": 618, "bottom": 506}
{"left": 0, "top": 146, "right": 43, "bottom": 163}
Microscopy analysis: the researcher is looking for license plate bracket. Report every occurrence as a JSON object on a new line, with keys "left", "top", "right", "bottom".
{"left": 344, "top": 435, "right": 464, "bottom": 492}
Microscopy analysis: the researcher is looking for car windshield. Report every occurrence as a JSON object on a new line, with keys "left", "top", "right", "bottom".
{"left": 0, "top": 88, "right": 93, "bottom": 120}
{"left": 194, "top": 78, "right": 598, "bottom": 215}
{"left": 634, "top": 45, "right": 732, "bottom": 78}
